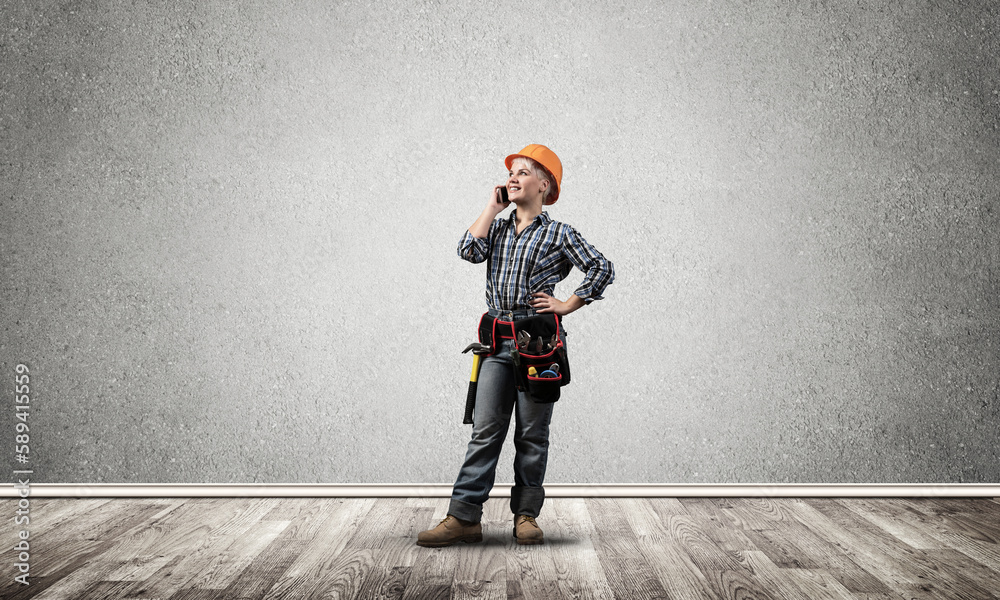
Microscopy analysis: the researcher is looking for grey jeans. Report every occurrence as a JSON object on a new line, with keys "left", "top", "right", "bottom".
{"left": 447, "top": 331, "right": 564, "bottom": 523}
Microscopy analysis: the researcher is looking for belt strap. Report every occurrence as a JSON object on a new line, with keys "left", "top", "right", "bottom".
{"left": 478, "top": 311, "right": 561, "bottom": 351}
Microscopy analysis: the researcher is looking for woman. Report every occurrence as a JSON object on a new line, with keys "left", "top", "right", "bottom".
{"left": 417, "top": 144, "right": 615, "bottom": 547}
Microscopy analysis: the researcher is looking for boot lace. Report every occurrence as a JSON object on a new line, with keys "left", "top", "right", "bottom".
{"left": 517, "top": 515, "right": 538, "bottom": 527}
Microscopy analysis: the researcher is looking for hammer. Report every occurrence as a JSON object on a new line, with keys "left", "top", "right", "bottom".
{"left": 461, "top": 343, "right": 492, "bottom": 424}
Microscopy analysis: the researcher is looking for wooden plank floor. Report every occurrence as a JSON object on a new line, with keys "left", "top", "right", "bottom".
{"left": 2, "top": 496, "right": 998, "bottom": 599}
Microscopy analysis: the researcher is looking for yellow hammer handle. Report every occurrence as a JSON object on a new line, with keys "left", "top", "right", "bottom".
{"left": 470, "top": 353, "right": 482, "bottom": 383}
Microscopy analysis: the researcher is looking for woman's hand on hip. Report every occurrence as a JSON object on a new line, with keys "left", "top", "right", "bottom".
{"left": 530, "top": 292, "right": 584, "bottom": 316}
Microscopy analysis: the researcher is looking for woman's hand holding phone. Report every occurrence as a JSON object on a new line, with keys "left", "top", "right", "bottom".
{"left": 486, "top": 184, "right": 511, "bottom": 216}
{"left": 471, "top": 185, "right": 512, "bottom": 238}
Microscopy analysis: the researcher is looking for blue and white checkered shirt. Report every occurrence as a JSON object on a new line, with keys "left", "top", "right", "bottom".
{"left": 458, "top": 210, "right": 615, "bottom": 312}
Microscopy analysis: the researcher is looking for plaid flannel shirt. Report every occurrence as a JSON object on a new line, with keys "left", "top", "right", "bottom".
{"left": 458, "top": 210, "right": 614, "bottom": 312}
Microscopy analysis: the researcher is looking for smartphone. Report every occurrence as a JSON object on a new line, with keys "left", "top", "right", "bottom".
{"left": 498, "top": 186, "right": 509, "bottom": 204}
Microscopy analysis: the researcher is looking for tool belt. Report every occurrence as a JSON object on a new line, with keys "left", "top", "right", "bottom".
{"left": 477, "top": 312, "right": 571, "bottom": 403}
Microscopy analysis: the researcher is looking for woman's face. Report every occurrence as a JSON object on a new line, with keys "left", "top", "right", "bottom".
{"left": 506, "top": 160, "right": 547, "bottom": 204}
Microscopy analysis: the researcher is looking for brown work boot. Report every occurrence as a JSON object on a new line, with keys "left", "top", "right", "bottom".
{"left": 416, "top": 515, "right": 482, "bottom": 547}
{"left": 513, "top": 514, "right": 544, "bottom": 545}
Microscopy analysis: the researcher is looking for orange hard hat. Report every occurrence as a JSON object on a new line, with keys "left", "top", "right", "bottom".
{"left": 504, "top": 144, "right": 562, "bottom": 204}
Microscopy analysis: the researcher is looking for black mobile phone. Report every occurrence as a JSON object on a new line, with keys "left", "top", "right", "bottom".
{"left": 498, "top": 186, "right": 509, "bottom": 204}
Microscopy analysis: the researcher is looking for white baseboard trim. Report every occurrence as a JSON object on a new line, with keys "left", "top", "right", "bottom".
{"left": 3, "top": 483, "right": 998, "bottom": 498}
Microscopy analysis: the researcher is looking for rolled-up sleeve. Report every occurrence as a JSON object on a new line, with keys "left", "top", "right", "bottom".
{"left": 458, "top": 229, "right": 490, "bottom": 264}
{"left": 564, "top": 227, "right": 615, "bottom": 303}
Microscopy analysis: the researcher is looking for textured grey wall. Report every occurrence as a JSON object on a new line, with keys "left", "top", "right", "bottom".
{"left": 2, "top": 0, "right": 998, "bottom": 484}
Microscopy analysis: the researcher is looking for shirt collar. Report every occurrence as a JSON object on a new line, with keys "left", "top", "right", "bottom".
{"left": 509, "top": 210, "right": 551, "bottom": 227}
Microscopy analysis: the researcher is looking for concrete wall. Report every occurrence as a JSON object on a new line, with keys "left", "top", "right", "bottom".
{"left": 3, "top": 0, "right": 998, "bottom": 484}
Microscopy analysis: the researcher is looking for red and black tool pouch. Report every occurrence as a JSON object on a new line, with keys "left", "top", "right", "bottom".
{"left": 478, "top": 312, "right": 570, "bottom": 403}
